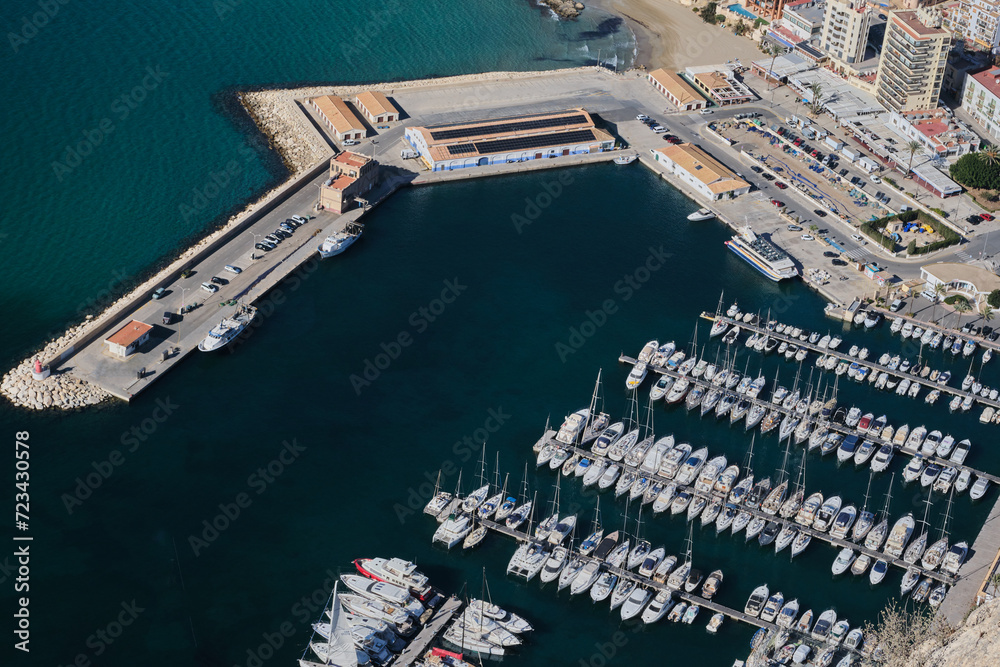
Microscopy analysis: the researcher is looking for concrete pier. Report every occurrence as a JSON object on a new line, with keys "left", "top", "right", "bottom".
{"left": 940, "top": 495, "right": 1000, "bottom": 626}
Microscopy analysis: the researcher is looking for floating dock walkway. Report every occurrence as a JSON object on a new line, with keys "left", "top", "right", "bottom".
{"left": 394, "top": 596, "right": 463, "bottom": 667}
{"left": 705, "top": 313, "right": 1000, "bottom": 411}
{"left": 539, "top": 439, "right": 958, "bottom": 587}
{"left": 616, "top": 353, "right": 1000, "bottom": 487}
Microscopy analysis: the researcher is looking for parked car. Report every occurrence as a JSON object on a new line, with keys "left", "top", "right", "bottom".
{"left": 224, "top": 265, "right": 242, "bottom": 274}
{"left": 982, "top": 213, "right": 995, "bottom": 221}
{"left": 151, "top": 287, "right": 167, "bottom": 300}
{"left": 180, "top": 269, "right": 194, "bottom": 279}
{"left": 775, "top": 182, "right": 788, "bottom": 189}
{"left": 651, "top": 125, "right": 667, "bottom": 133}
{"left": 201, "top": 282, "right": 219, "bottom": 293}
{"left": 832, "top": 259, "right": 847, "bottom": 266}
{"left": 255, "top": 242, "right": 272, "bottom": 252}
{"left": 291, "top": 215, "right": 307, "bottom": 224}
{"left": 279, "top": 222, "right": 295, "bottom": 232}
{"left": 265, "top": 234, "right": 281, "bottom": 244}
{"left": 787, "top": 225, "right": 803, "bottom": 232}
{"left": 851, "top": 234, "right": 865, "bottom": 243}
{"left": 770, "top": 199, "right": 785, "bottom": 207}
{"left": 823, "top": 251, "right": 838, "bottom": 258}
{"left": 342, "top": 139, "right": 359, "bottom": 146}
{"left": 839, "top": 169, "right": 848, "bottom": 177}
{"left": 751, "top": 165, "right": 763, "bottom": 173}
{"left": 162, "top": 311, "right": 175, "bottom": 325}
{"left": 210, "top": 276, "right": 227, "bottom": 285}
{"left": 636, "top": 114, "right": 649, "bottom": 121}
{"left": 813, "top": 209, "right": 827, "bottom": 217}
{"left": 762, "top": 173, "right": 775, "bottom": 181}
{"left": 968, "top": 215, "right": 983, "bottom": 224}
{"left": 869, "top": 174, "right": 882, "bottom": 183}
{"left": 801, "top": 234, "right": 814, "bottom": 241}
{"left": 890, "top": 299, "right": 904, "bottom": 312}
{"left": 793, "top": 138, "right": 804, "bottom": 146}
{"left": 699, "top": 109, "right": 713, "bottom": 115}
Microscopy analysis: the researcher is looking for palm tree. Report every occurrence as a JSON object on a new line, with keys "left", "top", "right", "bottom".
{"left": 954, "top": 298, "right": 972, "bottom": 330}
{"left": 981, "top": 144, "right": 1000, "bottom": 167}
{"left": 981, "top": 303, "right": 994, "bottom": 329}
{"left": 933, "top": 282, "right": 947, "bottom": 323}
{"left": 905, "top": 140, "right": 923, "bottom": 177}
{"left": 806, "top": 83, "right": 823, "bottom": 114}
{"left": 809, "top": 224, "right": 819, "bottom": 234}
{"left": 766, "top": 44, "right": 783, "bottom": 90}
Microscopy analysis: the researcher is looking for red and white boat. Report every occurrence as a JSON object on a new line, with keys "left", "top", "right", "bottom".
{"left": 354, "top": 557, "right": 435, "bottom": 601}
{"left": 857, "top": 412, "right": 873, "bottom": 431}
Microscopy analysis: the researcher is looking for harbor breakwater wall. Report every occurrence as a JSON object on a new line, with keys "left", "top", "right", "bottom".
{"left": 1, "top": 157, "right": 331, "bottom": 412}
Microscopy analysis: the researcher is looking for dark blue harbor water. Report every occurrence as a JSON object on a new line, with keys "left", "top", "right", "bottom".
{"left": 1, "top": 2, "right": 996, "bottom": 667}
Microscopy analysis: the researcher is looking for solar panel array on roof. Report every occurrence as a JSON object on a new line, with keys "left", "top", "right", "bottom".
{"left": 473, "top": 129, "right": 597, "bottom": 155}
{"left": 446, "top": 143, "right": 477, "bottom": 156}
{"left": 429, "top": 114, "right": 587, "bottom": 141}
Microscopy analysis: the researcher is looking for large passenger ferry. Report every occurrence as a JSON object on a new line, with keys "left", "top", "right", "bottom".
{"left": 725, "top": 226, "right": 799, "bottom": 282}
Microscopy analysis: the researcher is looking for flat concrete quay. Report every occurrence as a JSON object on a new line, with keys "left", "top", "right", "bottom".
{"left": 394, "top": 595, "right": 463, "bottom": 667}
{"left": 41, "top": 67, "right": 717, "bottom": 404}
{"left": 940, "top": 494, "right": 1000, "bottom": 626}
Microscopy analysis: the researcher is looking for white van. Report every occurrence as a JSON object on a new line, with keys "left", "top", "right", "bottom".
{"left": 652, "top": 125, "right": 667, "bottom": 133}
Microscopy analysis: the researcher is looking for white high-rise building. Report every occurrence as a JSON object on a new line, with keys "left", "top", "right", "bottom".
{"left": 947, "top": 0, "right": 1000, "bottom": 53}
{"left": 875, "top": 8, "right": 951, "bottom": 112}
{"left": 820, "top": 0, "right": 873, "bottom": 65}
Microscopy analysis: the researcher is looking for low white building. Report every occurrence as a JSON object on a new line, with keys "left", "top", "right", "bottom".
{"left": 652, "top": 143, "right": 751, "bottom": 201}
{"left": 920, "top": 262, "right": 1000, "bottom": 305}
{"left": 962, "top": 66, "right": 1000, "bottom": 141}
{"left": 887, "top": 109, "right": 981, "bottom": 159}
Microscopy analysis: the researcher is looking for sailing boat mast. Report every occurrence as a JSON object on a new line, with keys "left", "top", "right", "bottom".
{"left": 582, "top": 368, "right": 603, "bottom": 442}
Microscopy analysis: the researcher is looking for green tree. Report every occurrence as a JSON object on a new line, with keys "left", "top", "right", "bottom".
{"left": 982, "top": 304, "right": 994, "bottom": 328}
{"left": 988, "top": 289, "right": 1000, "bottom": 309}
{"left": 981, "top": 144, "right": 1000, "bottom": 166}
{"left": 905, "top": 140, "right": 923, "bottom": 177}
{"left": 699, "top": 2, "right": 719, "bottom": 23}
{"left": 907, "top": 239, "right": 917, "bottom": 255}
{"left": 950, "top": 152, "right": 1000, "bottom": 189}
{"left": 808, "top": 83, "right": 823, "bottom": 115}
{"left": 765, "top": 43, "right": 783, "bottom": 90}
{"left": 934, "top": 282, "right": 948, "bottom": 323}
{"left": 954, "top": 298, "right": 972, "bottom": 330}
{"left": 809, "top": 224, "right": 819, "bottom": 234}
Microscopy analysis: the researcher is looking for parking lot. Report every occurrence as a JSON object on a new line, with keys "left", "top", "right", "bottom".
{"left": 719, "top": 119, "right": 895, "bottom": 228}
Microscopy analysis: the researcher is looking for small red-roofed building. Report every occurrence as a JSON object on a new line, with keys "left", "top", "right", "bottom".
{"left": 105, "top": 320, "right": 153, "bottom": 359}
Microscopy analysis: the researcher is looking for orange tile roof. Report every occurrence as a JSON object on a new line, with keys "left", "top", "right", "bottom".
{"left": 328, "top": 174, "right": 357, "bottom": 191}
{"left": 312, "top": 96, "right": 366, "bottom": 134}
{"left": 334, "top": 152, "right": 370, "bottom": 169}
{"left": 355, "top": 91, "right": 398, "bottom": 118}
{"left": 106, "top": 320, "right": 152, "bottom": 347}
{"left": 649, "top": 69, "right": 704, "bottom": 106}
{"left": 654, "top": 143, "right": 750, "bottom": 193}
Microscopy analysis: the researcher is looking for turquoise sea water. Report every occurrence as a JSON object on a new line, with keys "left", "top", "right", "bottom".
{"left": 1, "top": 3, "right": 998, "bottom": 667}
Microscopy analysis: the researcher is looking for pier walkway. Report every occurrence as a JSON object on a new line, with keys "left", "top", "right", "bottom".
{"left": 709, "top": 314, "right": 1000, "bottom": 411}
{"left": 394, "top": 595, "right": 463, "bottom": 667}
{"left": 940, "top": 494, "right": 1000, "bottom": 626}
{"left": 479, "top": 518, "right": 778, "bottom": 632}
{"left": 616, "top": 353, "right": 1000, "bottom": 487}
{"left": 543, "top": 439, "right": 958, "bottom": 586}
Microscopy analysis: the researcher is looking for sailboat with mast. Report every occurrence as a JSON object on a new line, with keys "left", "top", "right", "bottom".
{"left": 303, "top": 583, "right": 375, "bottom": 667}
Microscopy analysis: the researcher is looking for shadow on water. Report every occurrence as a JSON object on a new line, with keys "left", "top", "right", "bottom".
{"left": 577, "top": 17, "right": 625, "bottom": 40}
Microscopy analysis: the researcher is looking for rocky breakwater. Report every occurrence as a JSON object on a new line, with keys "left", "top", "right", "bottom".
{"left": 541, "top": 1, "right": 585, "bottom": 19}
{"left": 1, "top": 328, "right": 110, "bottom": 411}
{"left": 240, "top": 91, "right": 330, "bottom": 175}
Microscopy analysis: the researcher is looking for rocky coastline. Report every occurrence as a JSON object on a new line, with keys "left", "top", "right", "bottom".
{"left": 540, "top": 0, "right": 586, "bottom": 19}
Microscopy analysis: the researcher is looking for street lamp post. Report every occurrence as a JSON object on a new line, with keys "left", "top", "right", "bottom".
{"left": 249, "top": 231, "right": 260, "bottom": 260}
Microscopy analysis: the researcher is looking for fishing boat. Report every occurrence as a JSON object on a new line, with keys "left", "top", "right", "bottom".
{"left": 197, "top": 303, "right": 258, "bottom": 352}
{"left": 614, "top": 153, "right": 638, "bottom": 165}
{"left": 318, "top": 222, "right": 363, "bottom": 258}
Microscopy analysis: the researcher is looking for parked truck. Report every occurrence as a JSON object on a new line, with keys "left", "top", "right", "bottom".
{"left": 858, "top": 156, "right": 879, "bottom": 173}
{"left": 841, "top": 147, "right": 859, "bottom": 162}
{"left": 825, "top": 136, "right": 845, "bottom": 152}
{"left": 400, "top": 149, "right": 419, "bottom": 159}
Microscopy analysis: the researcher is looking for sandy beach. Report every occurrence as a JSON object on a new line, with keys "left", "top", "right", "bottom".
{"left": 594, "top": 0, "right": 767, "bottom": 70}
